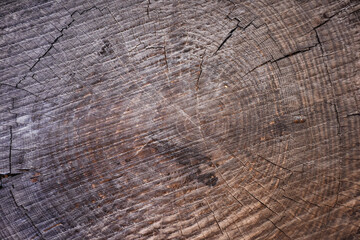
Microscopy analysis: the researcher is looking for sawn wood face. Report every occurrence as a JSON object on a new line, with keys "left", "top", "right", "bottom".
{"left": 0, "top": 0, "right": 359, "bottom": 239}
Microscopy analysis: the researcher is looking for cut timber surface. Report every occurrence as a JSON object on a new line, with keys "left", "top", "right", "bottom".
{"left": 0, "top": 0, "right": 359, "bottom": 239}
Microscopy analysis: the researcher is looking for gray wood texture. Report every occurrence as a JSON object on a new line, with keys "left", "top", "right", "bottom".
{"left": 0, "top": 0, "right": 359, "bottom": 239}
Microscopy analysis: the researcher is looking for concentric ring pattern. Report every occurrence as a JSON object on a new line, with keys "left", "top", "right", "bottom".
{"left": 0, "top": 0, "right": 359, "bottom": 239}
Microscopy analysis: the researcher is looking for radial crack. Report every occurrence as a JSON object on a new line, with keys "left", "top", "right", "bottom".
{"left": 314, "top": 29, "right": 324, "bottom": 54}
{"left": 242, "top": 60, "right": 271, "bottom": 78}
{"left": 146, "top": 0, "right": 150, "bottom": 17}
{"left": 332, "top": 180, "right": 341, "bottom": 208}
{"left": 9, "top": 126, "right": 12, "bottom": 174}
{"left": 196, "top": 51, "right": 206, "bottom": 91}
{"left": 242, "top": 40, "right": 320, "bottom": 79}
{"left": 243, "top": 187, "right": 277, "bottom": 215}
{"left": 267, "top": 218, "right": 291, "bottom": 239}
{"left": 312, "top": 10, "right": 343, "bottom": 31}
{"left": 215, "top": 24, "right": 238, "bottom": 54}
{"left": 163, "top": 45, "right": 169, "bottom": 74}
{"left": 1, "top": 83, "right": 53, "bottom": 104}
{"left": 256, "top": 154, "right": 292, "bottom": 172}
{"left": 16, "top": 6, "right": 101, "bottom": 87}
{"left": 10, "top": 188, "right": 44, "bottom": 239}
{"left": 333, "top": 103, "right": 341, "bottom": 135}
{"left": 204, "top": 197, "right": 230, "bottom": 239}
{"left": 272, "top": 43, "right": 319, "bottom": 63}
{"left": 215, "top": 18, "right": 255, "bottom": 55}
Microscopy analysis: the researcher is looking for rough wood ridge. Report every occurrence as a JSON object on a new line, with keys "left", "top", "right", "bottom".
{"left": 0, "top": 0, "right": 359, "bottom": 239}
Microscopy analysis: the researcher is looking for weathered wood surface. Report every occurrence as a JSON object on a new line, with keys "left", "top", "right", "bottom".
{"left": 0, "top": 0, "right": 359, "bottom": 239}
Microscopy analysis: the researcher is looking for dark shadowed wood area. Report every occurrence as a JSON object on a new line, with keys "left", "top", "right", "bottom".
{"left": 1, "top": 0, "right": 359, "bottom": 239}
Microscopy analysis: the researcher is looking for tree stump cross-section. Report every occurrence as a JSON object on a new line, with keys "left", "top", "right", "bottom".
{"left": 0, "top": 0, "right": 359, "bottom": 239}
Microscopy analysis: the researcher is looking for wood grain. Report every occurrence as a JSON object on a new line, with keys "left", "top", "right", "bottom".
{"left": 0, "top": 0, "right": 359, "bottom": 239}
